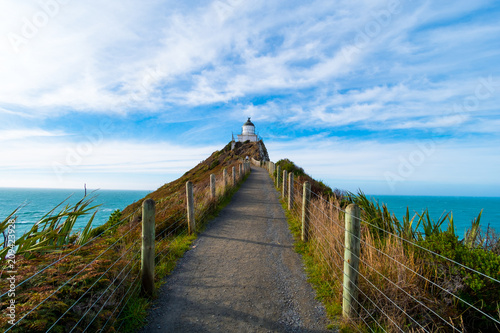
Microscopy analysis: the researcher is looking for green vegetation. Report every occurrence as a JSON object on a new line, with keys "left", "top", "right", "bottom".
{"left": 275, "top": 159, "right": 340, "bottom": 198}
{"left": 349, "top": 191, "right": 499, "bottom": 331}
{"left": 1, "top": 141, "right": 259, "bottom": 332}
{"left": 0, "top": 195, "right": 100, "bottom": 259}
{"left": 280, "top": 199, "right": 342, "bottom": 330}
{"left": 275, "top": 159, "right": 500, "bottom": 332}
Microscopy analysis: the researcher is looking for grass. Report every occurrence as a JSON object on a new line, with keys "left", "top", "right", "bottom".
{"left": 0, "top": 141, "right": 257, "bottom": 332}
{"left": 278, "top": 193, "right": 342, "bottom": 331}
{"left": 99, "top": 166, "right": 251, "bottom": 332}
{"left": 272, "top": 159, "right": 500, "bottom": 333}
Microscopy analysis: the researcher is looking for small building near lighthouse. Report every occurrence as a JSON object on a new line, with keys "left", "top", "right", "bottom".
{"left": 237, "top": 118, "right": 258, "bottom": 142}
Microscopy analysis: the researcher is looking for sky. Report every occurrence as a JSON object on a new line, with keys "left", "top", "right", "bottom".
{"left": 1, "top": 0, "right": 499, "bottom": 196}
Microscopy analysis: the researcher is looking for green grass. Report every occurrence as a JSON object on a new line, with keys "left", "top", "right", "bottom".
{"left": 278, "top": 198, "right": 341, "bottom": 331}
{"left": 117, "top": 171, "right": 251, "bottom": 331}
{"left": 0, "top": 142, "right": 259, "bottom": 332}
{"left": 275, "top": 168, "right": 499, "bottom": 332}
{"left": 116, "top": 295, "right": 149, "bottom": 332}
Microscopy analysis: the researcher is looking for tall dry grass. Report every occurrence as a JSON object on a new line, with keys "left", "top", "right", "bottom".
{"left": 284, "top": 178, "right": 474, "bottom": 332}
{"left": 0, "top": 161, "right": 249, "bottom": 332}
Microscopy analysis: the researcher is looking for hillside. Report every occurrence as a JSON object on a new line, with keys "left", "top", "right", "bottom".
{"left": 122, "top": 140, "right": 269, "bottom": 231}
{"left": 0, "top": 140, "right": 267, "bottom": 332}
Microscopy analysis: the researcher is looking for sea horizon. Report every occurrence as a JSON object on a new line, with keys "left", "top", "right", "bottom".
{"left": 0, "top": 187, "right": 151, "bottom": 237}
{"left": 1, "top": 187, "right": 498, "bottom": 238}
{"left": 369, "top": 194, "right": 500, "bottom": 237}
{"left": 0, "top": 185, "right": 155, "bottom": 192}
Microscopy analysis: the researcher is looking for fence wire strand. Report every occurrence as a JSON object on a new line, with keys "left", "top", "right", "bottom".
{"left": 73, "top": 249, "right": 142, "bottom": 333}
{"left": 300, "top": 185, "right": 500, "bottom": 330}
{"left": 99, "top": 270, "right": 141, "bottom": 332}
{"left": 46, "top": 236, "right": 141, "bottom": 331}
{"left": 0, "top": 205, "right": 142, "bottom": 301}
{"left": 309, "top": 189, "right": 500, "bottom": 285}
{"left": 4, "top": 218, "right": 142, "bottom": 332}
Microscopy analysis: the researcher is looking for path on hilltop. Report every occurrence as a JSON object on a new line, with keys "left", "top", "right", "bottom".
{"left": 139, "top": 166, "right": 332, "bottom": 333}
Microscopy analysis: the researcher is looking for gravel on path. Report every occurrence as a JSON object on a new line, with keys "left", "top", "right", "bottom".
{"left": 139, "top": 166, "right": 332, "bottom": 332}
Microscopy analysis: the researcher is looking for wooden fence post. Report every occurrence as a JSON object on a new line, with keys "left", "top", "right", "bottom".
{"left": 141, "top": 198, "right": 155, "bottom": 297}
{"left": 223, "top": 168, "right": 228, "bottom": 192}
{"left": 232, "top": 166, "right": 236, "bottom": 186}
{"left": 301, "top": 181, "right": 311, "bottom": 241}
{"left": 186, "top": 181, "right": 195, "bottom": 234}
{"left": 210, "top": 174, "right": 216, "bottom": 200}
{"left": 239, "top": 164, "right": 242, "bottom": 180}
{"left": 282, "top": 170, "right": 287, "bottom": 198}
{"left": 276, "top": 165, "right": 281, "bottom": 188}
{"left": 288, "top": 172, "right": 294, "bottom": 210}
{"left": 343, "top": 203, "right": 361, "bottom": 319}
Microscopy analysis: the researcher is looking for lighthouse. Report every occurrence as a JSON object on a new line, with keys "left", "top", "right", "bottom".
{"left": 237, "top": 118, "right": 258, "bottom": 142}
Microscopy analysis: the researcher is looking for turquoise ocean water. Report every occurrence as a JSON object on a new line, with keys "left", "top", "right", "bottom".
{"left": 0, "top": 188, "right": 150, "bottom": 237}
{"left": 0, "top": 188, "right": 498, "bottom": 239}
{"left": 370, "top": 195, "right": 500, "bottom": 237}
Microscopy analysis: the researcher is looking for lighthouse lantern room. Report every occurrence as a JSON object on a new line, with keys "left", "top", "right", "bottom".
{"left": 237, "top": 118, "right": 258, "bottom": 142}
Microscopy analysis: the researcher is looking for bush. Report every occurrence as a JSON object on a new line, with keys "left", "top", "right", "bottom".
{"left": 209, "top": 159, "right": 220, "bottom": 170}
{"left": 276, "top": 158, "right": 305, "bottom": 177}
{"left": 420, "top": 232, "right": 500, "bottom": 328}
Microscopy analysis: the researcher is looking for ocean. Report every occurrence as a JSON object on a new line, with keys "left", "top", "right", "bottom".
{"left": 370, "top": 195, "right": 500, "bottom": 237}
{"left": 0, "top": 188, "right": 498, "bottom": 239}
{"left": 0, "top": 188, "right": 151, "bottom": 237}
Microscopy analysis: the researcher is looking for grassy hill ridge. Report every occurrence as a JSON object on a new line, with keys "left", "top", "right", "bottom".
{"left": 0, "top": 140, "right": 266, "bottom": 332}
{"left": 122, "top": 140, "right": 268, "bottom": 227}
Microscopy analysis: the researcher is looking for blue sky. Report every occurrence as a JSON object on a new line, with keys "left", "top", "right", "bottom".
{"left": 1, "top": 0, "right": 499, "bottom": 195}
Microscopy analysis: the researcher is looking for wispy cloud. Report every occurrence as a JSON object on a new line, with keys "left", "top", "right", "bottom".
{"left": 0, "top": 136, "right": 219, "bottom": 189}
{"left": 267, "top": 135, "right": 500, "bottom": 195}
{"left": 0, "top": 0, "right": 498, "bottom": 192}
{"left": 0, "top": 129, "right": 65, "bottom": 141}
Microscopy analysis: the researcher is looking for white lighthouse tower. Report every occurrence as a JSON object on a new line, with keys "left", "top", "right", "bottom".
{"left": 237, "top": 118, "right": 258, "bottom": 142}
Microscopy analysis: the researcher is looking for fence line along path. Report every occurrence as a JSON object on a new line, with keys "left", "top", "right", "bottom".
{"left": 139, "top": 166, "right": 330, "bottom": 333}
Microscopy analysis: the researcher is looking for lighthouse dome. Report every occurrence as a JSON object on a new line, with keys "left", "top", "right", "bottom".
{"left": 242, "top": 118, "right": 255, "bottom": 135}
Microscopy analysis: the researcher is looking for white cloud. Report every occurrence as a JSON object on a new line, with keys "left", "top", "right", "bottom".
{"left": 0, "top": 0, "right": 499, "bottom": 194}
{"left": 1, "top": 0, "right": 499, "bottom": 124}
{"left": 0, "top": 136, "right": 220, "bottom": 190}
{"left": 0, "top": 128, "right": 65, "bottom": 141}
{"left": 266, "top": 136, "right": 500, "bottom": 195}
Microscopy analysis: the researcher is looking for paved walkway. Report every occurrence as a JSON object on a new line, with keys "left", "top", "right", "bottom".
{"left": 139, "top": 166, "right": 331, "bottom": 332}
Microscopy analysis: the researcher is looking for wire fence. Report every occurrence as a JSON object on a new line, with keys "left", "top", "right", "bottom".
{"left": 0, "top": 161, "right": 250, "bottom": 332}
{"left": 1, "top": 203, "right": 143, "bottom": 332}
{"left": 263, "top": 160, "right": 500, "bottom": 332}
{"left": 11, "top": 158, "right": 497, "bottom": 332}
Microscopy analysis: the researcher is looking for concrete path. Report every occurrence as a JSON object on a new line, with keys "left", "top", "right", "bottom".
{"left": 139, "top": 166, "right": 331, "bottom": 332}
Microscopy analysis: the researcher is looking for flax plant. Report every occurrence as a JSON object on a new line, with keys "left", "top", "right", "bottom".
{"left": 276, "top": 158, "right": 498, "bottom": 332}
{"left": 0, "top": 195, "right": 100, "bottom": 259}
